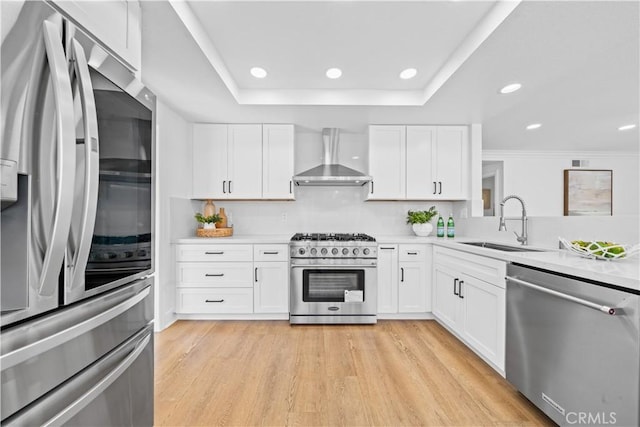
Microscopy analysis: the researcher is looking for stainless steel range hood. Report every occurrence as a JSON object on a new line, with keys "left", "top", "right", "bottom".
{"left": 293, "top": 128, "right": 371, "bottom": 186}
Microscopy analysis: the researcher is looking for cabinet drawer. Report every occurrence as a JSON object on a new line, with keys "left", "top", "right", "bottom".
{"left": 177, "top": 262, "right": 253, "bottom": 287}
{"left": 399, "top": 244, "right": 429, "bottom": 261}
{"left": 434, "top": 246, "right": 506, "bottom": 288}
{"left": 254, "top": 244, "right": 288, "bottom": 262}
{"left": 176, "top": 244, "right": 252, "bottom": 262}
{"left": 177, "top": 288, "right": 253, "bottom": 314}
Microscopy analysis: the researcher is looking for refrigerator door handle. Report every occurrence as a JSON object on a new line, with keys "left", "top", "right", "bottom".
{"left": 66, "top": 38, "right": 99, "bottom": 295}
{"left": 37, "top": 20, "right": 76, "bottom": 297}
{"left": 0, "top": 286, "right": 150, "bottom": 370}
{"left": 41, "top": 334, "right": 150, "bottom": 427}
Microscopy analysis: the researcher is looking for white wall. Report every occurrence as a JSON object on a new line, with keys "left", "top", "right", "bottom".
{"left": 484, "top": 151, "right": 640, "bottom": 217}
{"left": 154, "top": 100, "right": 192, "bottom": 331}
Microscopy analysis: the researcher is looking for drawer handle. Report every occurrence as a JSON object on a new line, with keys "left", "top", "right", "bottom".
{"left": 205, "top": 251, "right": 224, "bottom": 255}
{"left": 205, "top": 299, "right": 224, "bottom": 303}
{"left": 205, "top": 273, "right": 224, "bottom": 277}
{"left": 407, "top": 252, "right": 418, "bottom": 255}
{"left": 380, "top": 247, "right": 395, "bottom": 250}
{"left": 263, "top": 251, "right": 279, "bottom": 255}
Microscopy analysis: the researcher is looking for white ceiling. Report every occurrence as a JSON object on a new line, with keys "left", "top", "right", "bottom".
{"left": 140, "top": 0, "right": 639, "bottom": 152}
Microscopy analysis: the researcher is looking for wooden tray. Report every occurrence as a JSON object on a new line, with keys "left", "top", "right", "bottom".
{"left": 196, "top": 227, "right": 233, "bottom": 238}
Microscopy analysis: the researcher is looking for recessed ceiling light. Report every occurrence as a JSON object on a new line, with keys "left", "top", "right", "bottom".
{"left": 326, "top": 68, "right": 342, "bottom": 79}
{"left": 499, "top": 83, "right": 522, "bottom": 94}
{"left": 618, "top": 124, "right": 636, "bottom": 131}
{"left": 526, "top": 123, "right": 542, "bottom": 130}
{"left": 352, "top": 156, "right": 360, "bottom": 160}
{"left": 250, "top": 67, "right": 267, "bottom": 78}
{"left": 399, "top": 68, "right": 417, "bottom": 80}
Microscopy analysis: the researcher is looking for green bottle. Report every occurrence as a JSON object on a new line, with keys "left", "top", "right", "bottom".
{"left": 446, "top": 214, "right": 455, "bottom": 238}
{"left": 436, "top": 216, "right": 445, "bottom": 237}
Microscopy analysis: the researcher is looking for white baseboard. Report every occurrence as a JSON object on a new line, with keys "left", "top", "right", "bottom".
{"left": 377, "top": 312, "right": 434, "bottom": 320}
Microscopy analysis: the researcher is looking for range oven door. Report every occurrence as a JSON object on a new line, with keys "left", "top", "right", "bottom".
{"left": 290, "top": 265, "right": 377, "bottom": 319}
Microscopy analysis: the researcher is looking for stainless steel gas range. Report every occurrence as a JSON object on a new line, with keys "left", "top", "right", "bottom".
{"left": 289, "top": 233, "right": 377, "bottom": 324}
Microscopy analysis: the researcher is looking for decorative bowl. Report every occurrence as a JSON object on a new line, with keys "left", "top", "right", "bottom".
{"left": 559, "top": 237, "right": 639, "bottom": 261}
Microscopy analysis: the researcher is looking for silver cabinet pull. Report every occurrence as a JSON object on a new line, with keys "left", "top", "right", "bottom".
{"left": 506, "top": 276, "right": 620, "bottom": 315}
{"left": 205, "top": 273, "right": 224, "bottom": 277}
{"left": 205, "top": 251, "right": 224, "bottom": 255}
{"left": 205, "top": 299, "right": 224, "bottom": 303}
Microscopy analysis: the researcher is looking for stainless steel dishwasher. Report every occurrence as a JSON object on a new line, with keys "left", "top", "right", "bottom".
{"left": 506, "top": 263, "right": 639, "bottom": 426}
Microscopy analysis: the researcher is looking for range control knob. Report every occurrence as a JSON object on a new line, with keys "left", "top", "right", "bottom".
{"left": 352, "top": 248, "right": 360, "bottom": 256}
{"left": 310, "top": 247, "right": 317, "bottom": 255}
{"left": 298, "top": 248, "right": 306, "bottom": 255}
{"left": 319, "top": 248, "right": 326, "bottom": 255}
{"left": 332, "top": 248, "right": 339, "bottom": 255}
{"left": 342, "top": 248, "right": 349, "bottom": 255}
{"left": 363, "top": 248, "right": 371, "bottom": 255}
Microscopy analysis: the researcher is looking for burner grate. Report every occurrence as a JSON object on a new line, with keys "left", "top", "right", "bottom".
{"left": 290, "top": 233, "right": 375, "bottom": 242}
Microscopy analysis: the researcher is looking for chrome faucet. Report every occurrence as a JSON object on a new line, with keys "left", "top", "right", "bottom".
{"left": 498, "top": 195, "right": 528, "bottom": 245}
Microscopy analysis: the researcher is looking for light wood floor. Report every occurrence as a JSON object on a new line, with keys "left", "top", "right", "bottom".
{"left": 154, "top": 320, "right": 553, "bottom": 426}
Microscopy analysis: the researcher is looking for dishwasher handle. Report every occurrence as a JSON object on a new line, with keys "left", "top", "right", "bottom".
{"left": 506, "top": 276, "right": 621, "bottom": 315}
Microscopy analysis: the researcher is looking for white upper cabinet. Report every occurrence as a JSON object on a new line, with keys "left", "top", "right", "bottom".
{"left": 227, "top": 125, "right": 263, "bottom": 199}
{"left": 192, "top": 124, "right": 294, "bottom": 200}
{"left": 433, "top": 126, "right": 468, "bottom": 199}
{"left": 51, "top": 0, "right": 141, "bottom": 71}
{"left": 369, "top": 125, "right": 469, "bottom": 200}
{"left": 192, "top": 124, "right": 228, "bottom": 199}
{"left": 368, "top": 126, "right": 406, "bottom": 200}
{"left": 262, "top": 124, "right": 294, "bottom": 200}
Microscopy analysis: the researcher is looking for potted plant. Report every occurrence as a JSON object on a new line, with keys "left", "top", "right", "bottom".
{"left": 194, "top": 212, "right": 222, "bottom": 230}
{"left": 406, "top": 206, "right": 438, "bottom": 237}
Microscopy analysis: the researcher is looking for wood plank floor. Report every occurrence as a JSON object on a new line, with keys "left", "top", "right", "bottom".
{"left": 154, "top": 320, "right": 553, "bottom": 426}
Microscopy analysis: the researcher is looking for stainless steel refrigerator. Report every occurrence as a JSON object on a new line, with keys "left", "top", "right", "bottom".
{"left": 1, "top": 1, "right": 155, "bottom": 425}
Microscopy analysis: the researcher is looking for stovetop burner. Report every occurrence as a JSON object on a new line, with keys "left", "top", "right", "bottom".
{"left": 291, "top": 233, "right": 376, "bottom": 242}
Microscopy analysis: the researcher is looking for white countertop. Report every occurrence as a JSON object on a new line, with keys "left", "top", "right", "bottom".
{"left": 173, "top": 233, "right": 639, "bottom": 292}
{"left": 174, "top": 234, "right": 291, "bottom": 244}
{"left": 431, "top": 239, "right": 640, "bottom": 293}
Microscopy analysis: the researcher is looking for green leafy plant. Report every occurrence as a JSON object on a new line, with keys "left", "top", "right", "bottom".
{"left": 406, "top": 206, "right": 438, "bottom": 224}
{"left": 194, "top": 212, "right": 222, "bottom": 224}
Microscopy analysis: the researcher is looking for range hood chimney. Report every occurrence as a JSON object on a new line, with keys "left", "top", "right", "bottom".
{"left": 293, "top": 128, "right": 371, "bottom": 186}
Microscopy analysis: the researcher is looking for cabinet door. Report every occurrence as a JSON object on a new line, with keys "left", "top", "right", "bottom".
{"left": 432, "top": 264, "right": 460, "bottom": 331}
{"left": 227, "top": 124, "right": 263, "bottom": 199}
{"left": 262, "top": 124, "right": 294, "bottom": 199}
{"left": 254, "top": 262, "right": 289, "bottom": 313}
{"left": 51, "top": 0, "right": 141, "bottom": 71}
{"left": 398, "top": 262, "right": 428, "bottom": 313}
{"left": 377, "top": 245, "right": 399, "bottom": 313}
{"left": 459, "top": 275, "right": 505, "bottom": 370}
{"left": 368, "top": 126, "right": 406, "bottom": 200}
{"left": 434, "top": 126, "right": 468, "bottom": 199}
{"left": 406, "top": 126, "right": 436, "bottom": 199}
{"left": 192, "top": 124, "right": 228, "bottom": 198}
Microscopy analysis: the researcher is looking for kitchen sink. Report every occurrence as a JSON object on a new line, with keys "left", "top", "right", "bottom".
{"left": 459, "top": 241, "right": 547, "bottom": 252}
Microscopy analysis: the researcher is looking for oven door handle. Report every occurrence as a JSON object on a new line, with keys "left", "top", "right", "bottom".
{"left": 291, "top": 264, "right": 377, "bottom": 269}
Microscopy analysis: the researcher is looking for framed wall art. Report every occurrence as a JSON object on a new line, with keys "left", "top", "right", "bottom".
{"left": 563, "top": 169, "right": 612, "bottom": 216}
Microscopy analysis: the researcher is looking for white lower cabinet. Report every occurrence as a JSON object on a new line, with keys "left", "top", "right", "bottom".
{"left": 432, "top": 246, "right": 506, "bottom": 374}
{"left": 176, "top": 243, "right": 289, "bottom": 316}
{"left": 377, "top": 244, "right": 431, "bottom": 316}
